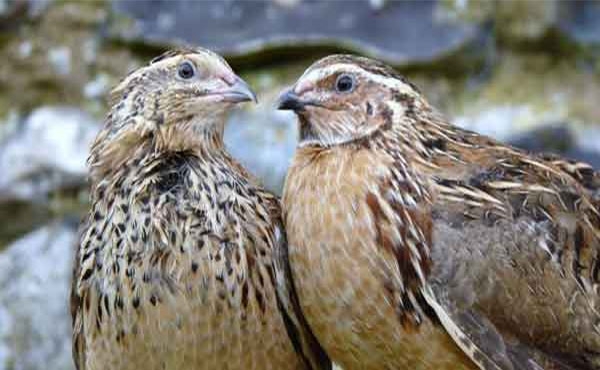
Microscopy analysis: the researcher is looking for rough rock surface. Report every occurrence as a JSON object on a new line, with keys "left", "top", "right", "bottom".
{"left": 226, "top": 102, "right": 297, "bottom": 194}
{"left": 558, "top": 1, "right": 600, "bottom": 46}
{"left": 111, "top": 0, "right": 485, "bottom": 66}
{"left": 0, "top": 221, "right": 77, "bottom": 370}
{"left": 0, "top": 106, "right": 99, "bottom": 202}
{"left": 509, "top": 123, "right": 600, "bottom": 169}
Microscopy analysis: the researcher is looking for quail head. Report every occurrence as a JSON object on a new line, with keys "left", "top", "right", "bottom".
{"left": 71, "top": 48, "right": 330, "bottom": 370}
{"left": 279, "top": 54, "right": 600, "bottom": 370}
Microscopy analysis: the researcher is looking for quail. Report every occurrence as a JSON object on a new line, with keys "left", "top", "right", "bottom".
{"left": 540, "top": 154, "right": 600, "bottom": 200}
{"left": 278, "top": 54, "right": 600, "bottom": 370}
{"left": 70, "top": 48, "right": 330, "bottom": 370}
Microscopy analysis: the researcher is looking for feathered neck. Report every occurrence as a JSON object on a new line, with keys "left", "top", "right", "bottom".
{"left": 87, "top": 114, "right": 228, "bottom": 186}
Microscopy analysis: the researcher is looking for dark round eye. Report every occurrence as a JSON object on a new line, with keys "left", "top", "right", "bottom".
{"left": 177, "top": 61, "right": 195, "bottom": 79}
{"left": 335, "top": 74, "right": 355, "bottom": 93}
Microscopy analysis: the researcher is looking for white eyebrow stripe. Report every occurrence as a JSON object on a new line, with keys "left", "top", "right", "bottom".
{"left": 297, "top": 63, "right": 415, "bottom": 95}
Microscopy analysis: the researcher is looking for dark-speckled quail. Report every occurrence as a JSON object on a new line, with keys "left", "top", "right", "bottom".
{"left": 70, "top": 48, "right": 330, "bottom": 370}
{"left": 278, "top": 54, "right": 600, "bottom": 370}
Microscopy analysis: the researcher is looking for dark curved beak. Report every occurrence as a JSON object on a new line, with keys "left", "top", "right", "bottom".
{"left": 277, "top": 88, "right": 306, "bottom": 111}
{"left": 220, "top": 77, "right": 257, "bottom": 104}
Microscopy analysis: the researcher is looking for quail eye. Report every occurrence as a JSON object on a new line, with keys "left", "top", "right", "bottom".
{"left": 335, "top": 74, "right": 355, "bottom": 93}
{"left": 177, "top": 61, "right": 195, "bottom": 79}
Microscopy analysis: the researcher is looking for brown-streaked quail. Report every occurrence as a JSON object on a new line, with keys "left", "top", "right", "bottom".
{"left": 71, "top": 48, "right": 330, "bottom": 370}
{"left": 278, "top": 54, "right": 600, "bottom": 370}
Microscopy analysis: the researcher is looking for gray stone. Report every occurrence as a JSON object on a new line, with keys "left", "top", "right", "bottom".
{"left": 558, "top": 1, "right": 600, "bottom": 46}
{"left": 47, "top": 47, "right": 71, "bottom": 77}
{"left": 0, "top": 221, "right": 77, "bottom": 370}
{"left": 508, "top": 123, "right": 575, "bottom": 154}
{"left": 225, "top": 104, "right": 297, "bottom": 194}
{"left": 573, "top": 126, "right": 600, "bottom": 170}
{"left": 454, "top": 105, "right": 540, "bottom": 141}
{"left": 83, "top": 73, "right": 110, "bottom": 100}
{"left": 508, "top": 123, "right": 600, "bottom": 170}
{"left": 0, "top": 0, "right": 51, "bottom": 23}
{"left": 26, "top": 0, "right": 53, "bottom": 18}
{"left": 111, "top": 0, "right": 486, "bottom": 66}
{"left": 0, "top": 0, "right": 26, "bottom": 27}
{"left": 0, "top": 106, "right": 100, "bottom": 202}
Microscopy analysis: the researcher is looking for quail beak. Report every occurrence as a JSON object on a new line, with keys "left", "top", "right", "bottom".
{"left": 276, "top": 88, "right": 307, "bottom": 111}
{"left": 219, "top": 77, "right": 257, "bottom": 104}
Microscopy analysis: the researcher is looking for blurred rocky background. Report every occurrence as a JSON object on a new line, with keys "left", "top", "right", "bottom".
{"left": 1, "top": 0, "right": 600, "bottom": 369}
